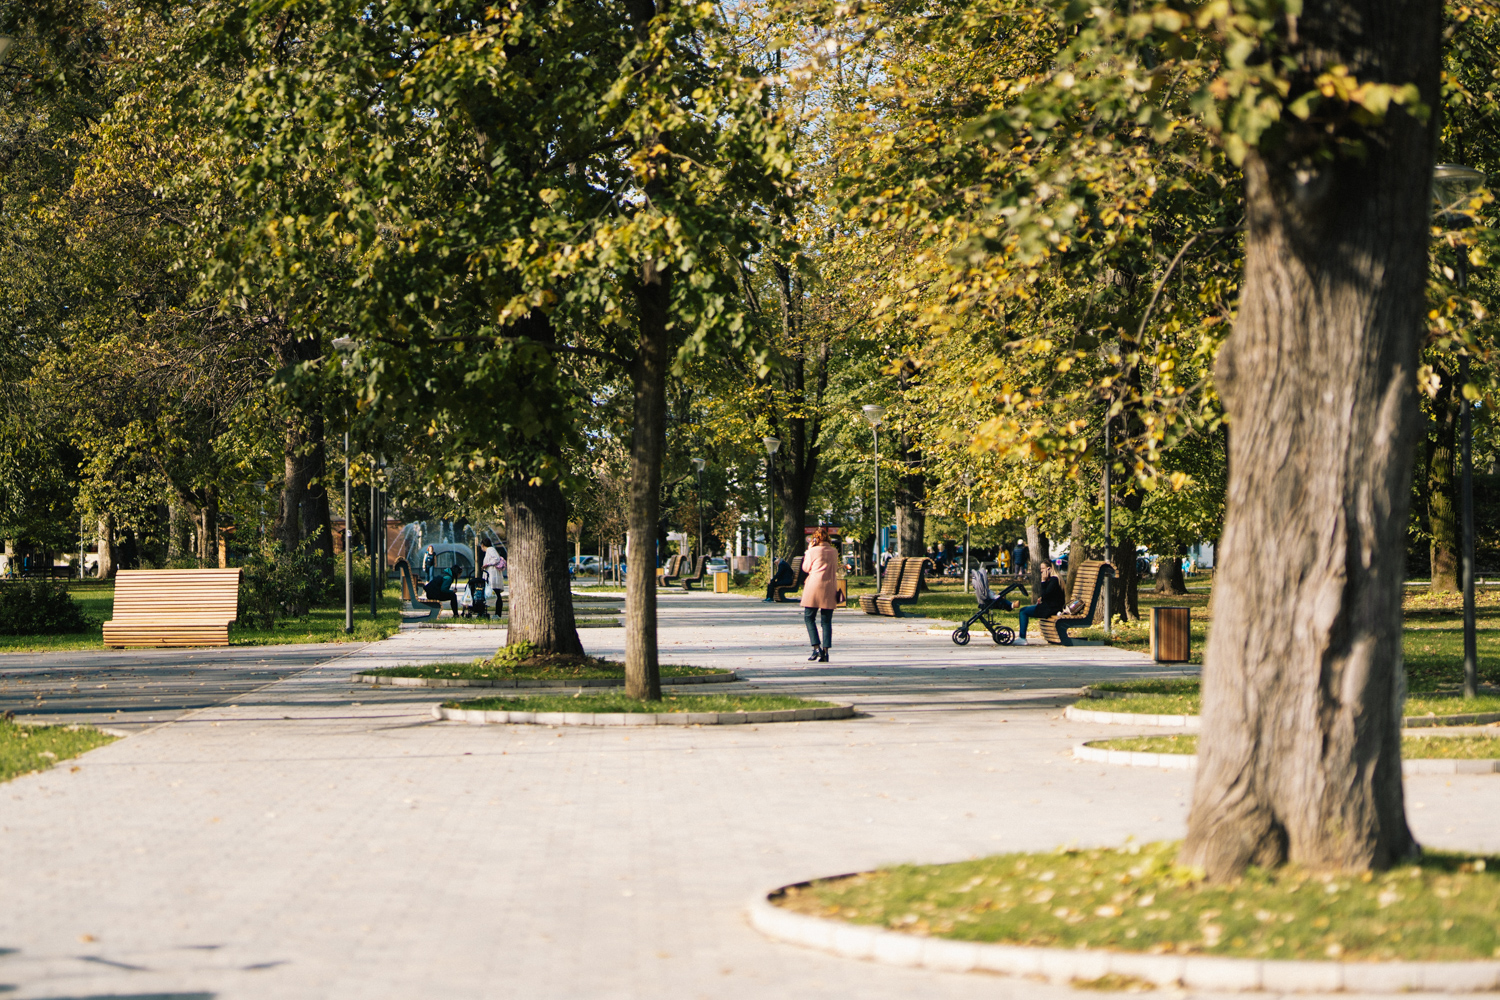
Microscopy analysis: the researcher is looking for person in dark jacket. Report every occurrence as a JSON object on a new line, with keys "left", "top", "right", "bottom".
{"left": 423, "top": 568, "right": 459, "bottom": 616}
{"left": 1015, "top": 561, "right": 1065, "bottom": 644}
{"left": 762, "top": 558, "right": 795, "bottom": 602}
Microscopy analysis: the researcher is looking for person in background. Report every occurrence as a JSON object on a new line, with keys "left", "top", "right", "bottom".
{"left": 421, "top": 544, "right": 437, "bottom": 582}
{"left": 483, "top": 542, "right": 506, "bottom": 590}
{"left": 763, "top": 558, "right": 794, "bottom": 602}
{"left": 423, "top": 567, "right": 459, "bottom": 616}
{"left": 799, "top": 527, "right": 839, "bottom": 662}
{"left": 1012, "top": 538, "right": 1028, "bottom": 576}
{"left": 1015, "top": 560, "right": 1065, "bottom": 645}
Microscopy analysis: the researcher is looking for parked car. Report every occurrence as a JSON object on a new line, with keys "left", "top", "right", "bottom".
{"left": 705, "top": 557, "right": 729, "bottom": 574}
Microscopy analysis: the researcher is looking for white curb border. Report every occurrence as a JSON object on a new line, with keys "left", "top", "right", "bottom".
{"left": 352, "top": 670, "right": 739, "bottom": 689}
{"left": 1065, "top": 704, "right": 1201, "bottom": 728}
{"left": 431, "top": 703, "right": 854, "bottom": 726}
{"left": 1072, "top": 743, "right": 1500, "bottom": 775}
{"left": 747, "top": 887, "right": 1500, "bottom": 992}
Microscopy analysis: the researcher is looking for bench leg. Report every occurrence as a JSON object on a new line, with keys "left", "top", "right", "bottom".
{"left": 1053, "top": 622, "right": 1074, "bottom": 646}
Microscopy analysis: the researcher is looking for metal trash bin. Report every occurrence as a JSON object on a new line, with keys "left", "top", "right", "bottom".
{"left": 1150, "top": 606, "right": 1191, "bottom": 663}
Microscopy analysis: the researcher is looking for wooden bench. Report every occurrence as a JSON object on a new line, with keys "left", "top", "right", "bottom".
{"left": 103, "top": 569, "right": 242, "bottom": 648}
{"left": 395, "top": 559, "right": 442, "bottom": 621}
{"left": 1039, "top": 560, "right": 1115, "bottom": 646}
{"left": 772, "top": 556, "right": 804, "bottom": 602}
{"left": 679, "top": 556, "right": 709, "bottom": 591}
{"left": 658, "top": 554, "right": 684, "bottom": 587}
{"left": 859, "top": 556, "right": 926, "bottom": 617}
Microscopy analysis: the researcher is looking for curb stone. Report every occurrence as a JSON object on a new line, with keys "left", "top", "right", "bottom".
{"left": 1064, "top": 704, "right": 1201, "bottom": 729}
{"left": 431, "top": 702, "right": 853, "bottom": 726}
{"left": 1072, "top": 743, "right": 1500, "bottom": 775}
{"left": 746, "top": 888, "right": 1500, "bottom": 992}
{"left": 351, "top": 670, "right": 739, "bottom": 689}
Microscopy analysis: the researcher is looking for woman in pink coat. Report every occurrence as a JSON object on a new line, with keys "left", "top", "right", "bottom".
{"left": 800, "top": 527, "right": 840, "bottom": 662}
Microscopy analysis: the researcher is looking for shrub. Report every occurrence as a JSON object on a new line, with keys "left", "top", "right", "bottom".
{"left": 237, "top": 536, "right": 332, "bottom": 628}
{"left": 0, "top": 582, "right": 95, "bottom": 635}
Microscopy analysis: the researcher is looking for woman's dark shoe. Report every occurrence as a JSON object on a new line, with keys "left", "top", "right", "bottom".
{"left": 807, "top": 646, "right": 822, "bottom": 661}
{"left": 818, "top": 647, "right": 829, "bottom": 663}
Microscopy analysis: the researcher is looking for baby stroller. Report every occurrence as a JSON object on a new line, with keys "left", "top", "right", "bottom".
{"left": 951, "top": 569, "right": 1029, "bottom": 646}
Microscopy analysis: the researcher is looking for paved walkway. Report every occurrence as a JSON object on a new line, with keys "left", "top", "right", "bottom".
{"left": 1, "top": 595, "right": 1495, "bottom": 999}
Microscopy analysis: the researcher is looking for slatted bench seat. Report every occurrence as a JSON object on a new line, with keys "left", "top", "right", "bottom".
{"left": 658, "top": 554, "right": 685, "bottom": 587}
{"left": 103, "top": 568, "right": 242, "bottom": 648}
{"left": 1039, "top": 559, "right": 1115, "bottom": 646}
{"left": 395, "top": 559, "right": 442, "bottom": 621}
{"left": 772, "top": 556, "right": 805, "bottom": 602}
{"left": 859, "top": 556, "right": 927, "bottom": 617}
{"left": 679, "top": 556, "right": 709, "bottom": 591}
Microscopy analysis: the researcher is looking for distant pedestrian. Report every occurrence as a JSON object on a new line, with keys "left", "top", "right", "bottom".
{"left": 482, "top": 542, "right": 506, "bottom": 591}
{"left": 763, "top": 558, "right": 793, "bottom": 603}
{"left": 1012, "top": 538, "right": 1028, "bottom": 576}
{"left": 800, "top": 528, "right": 839, "bottom": 662}
{"left": 421, "top": 544, "right": 436, "bottom": 582}
{"left": 1015, "top": 561, "right": 1065, "bottom": 645}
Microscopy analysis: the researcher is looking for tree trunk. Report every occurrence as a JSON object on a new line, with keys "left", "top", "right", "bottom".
{"left": 1065, "top": 518, "right": 1096, "bottom": 603}
{"left": 1427, "top": 366, "right": 1459, "bottom": 591}
{"left": 1154, "top": 546, "right": 1188, "bottom": 595}
{"left": 96, "top": 515, "right": 116, "bottom": 580}
{"left": 894, "top": 427, "right": 926, "bottom": 556}
{"left": 504, "top": 477, "right": 584, "bottom": 656}
{"left": 168, "top": 503, "right": 192, "bottom": 561}
{"left": 1113, "top": 529, "right": 1142, "bottom": 622}
{"left": 625, "top": 268, "right": 672, "bottom": 701}
{"left": 1025, "top": 516, "right": 1048, "bottom": 596}
{"left": 1181, "top": 3, "right": 1437, "bottom": 877}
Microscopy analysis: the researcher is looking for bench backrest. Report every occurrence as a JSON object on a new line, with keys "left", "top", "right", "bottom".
{"left": 789, "top": 556, "right": 804, "bottom": 579}
{"left": 876, "top": 557, "right": 906, "bottom": 595}
{"left": 1066, "top": 560, "right": 1115, "bottom": 620}
{"left": 111, "top": 569, "right": 241, "bottom": 622}
{"left": 896, "top": 557, "right": 925, "bottom": 599}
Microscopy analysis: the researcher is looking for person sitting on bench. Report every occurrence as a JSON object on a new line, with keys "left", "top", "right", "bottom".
{"left": 1015, "top": 561, "right": 1065, "bottom": 645}
{"left": 423, "top": 568, "right": 459, "bottom": 616}
{"left": 762, "top": 558, "right": 793, "bottom": 603}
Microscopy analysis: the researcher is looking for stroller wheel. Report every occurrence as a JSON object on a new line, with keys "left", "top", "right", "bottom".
{"left": 993, "top": 626, "right": 1015, "bottom": 646}
{"left": 951, "top": 628, "right": 971, "bottom": 646}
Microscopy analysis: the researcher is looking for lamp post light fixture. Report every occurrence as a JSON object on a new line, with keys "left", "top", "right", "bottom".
{"left": 1434, "top": 163, "right": 1487, "bottom": 697}
{"left": 862, "top": 405, "right": 887, "bottom": 589}
{"left": 691, "top": 457, "right": 707, "bottom": 566}
{"left": 762, "top": 437, "right": 780, "bottom": 565}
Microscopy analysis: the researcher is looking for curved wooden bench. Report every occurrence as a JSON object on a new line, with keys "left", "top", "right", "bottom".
{"left": 679, "top": 556, "right": 709, "bottom": 591}
{"left": 395, "top": 559, "right": 442, "bottom": 621}
{"left": 772, "top": 556, "right": 805, "bottom": 603}
{"left": 103, "top": 569, "right": 241, "bottom": 648}
{"left": 1039, "top": 560, "right": 1115, "bottom": 646}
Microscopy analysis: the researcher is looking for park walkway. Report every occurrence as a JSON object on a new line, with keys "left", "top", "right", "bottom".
{"left": 2, "top": 594, "right": 1496, "bottom": 999}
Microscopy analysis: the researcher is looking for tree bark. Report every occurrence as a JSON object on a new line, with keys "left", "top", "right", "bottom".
{"left": 505, "top": 477, "right": 584, "bottom": 655}
{"left": 1154, "top": 545, "right": 1188, "bottom": 595}
{"left": 625, "top": 268, "right": 672, "bottom": 701}
{"left": 894, "top": 426, "right": 926, "bottom": 556}
{"left": 96, "top": 515, "right": 116, "bottom": 580}
{"left": 168, "top": 502, "right": 192, "bottom": 561}
{"left": 1426, "top": 367, "right": 1459, "bottom": 590}
{"left": 196, "top": 487, "right": 219, "bottom": 570}
{"left": 1180, "top": 1, "right": 1438, "bottom": 878}
{"left": 1025, "top": 516, "right": 1048, "bottom": 596}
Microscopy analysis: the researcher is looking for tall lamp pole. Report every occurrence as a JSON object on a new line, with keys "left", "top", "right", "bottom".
{"left": 962, "top": 473, "right": 974, "bottom": 593}
{"left": 862, "top": 405, "right": 886, "bottom": 590}
{"left": 1103, "top": 413, "right": 1112, "bottom": 638}
{"left": 1435, "top": 163, "right": 1486, "bottom": 697}
{"left": 691, "top": 457, "right": 707, "bottom": 566}
{"left": 763, "top": 437, "right": 781, "bottom": 565}
{"left": 333, "top": 337, "right": 356, "bottom": 633}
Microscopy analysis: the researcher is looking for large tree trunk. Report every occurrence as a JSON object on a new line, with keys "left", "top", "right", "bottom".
{"left": 196, "top": 487, "right": 219, "bottom": 569}
{"left": 1426, "top": 366, "right": 1459, "bottom": 591}
{"left": 894, "top": 428, "right": 926, "bottom": 556}
{"left": 96, "top": 515, "right": 116, "bottom": 580}
{"left": 1181, "top": 2, "right": 1438, "bottom": 878}
{"left": 505, "top": 477, "right": 584, "bottom": 656}
{"left": 1154, "top": 545, "right": 1188, "bottom": 595}
{"left": 1025, "top": 516, "right": 1048, "bottom": 596}
{"left": 168, "top": 502, "right": 192, "bottom": 561}
{"left": 625, "top": 269, "right": 672, "bottom": 701}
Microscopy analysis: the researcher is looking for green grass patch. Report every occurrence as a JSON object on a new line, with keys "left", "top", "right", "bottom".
{"left": 443, "top": 692, "right": 830, "bottom": 713}
{"left": 365, "top": 656, "right": 727, "bottom": 681}
{"left": 1080, "top": 680, "right": 1500, "bottom": 722}
{"left": 1088, "top": 733, "right": 1500, "bottom": 759}
{"left": 773, "top": 840, "right": 1500, "bottom": 961}
{"left": 1, "top": 718, "right": 117, "bottom": 783}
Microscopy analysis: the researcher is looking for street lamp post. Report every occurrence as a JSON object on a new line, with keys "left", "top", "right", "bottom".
{"left": 333, "top": 337, "right": 356, "bottom": 633}
{"left": 1435, "top": 163, "right": 1487, "bottom": 697}
{"left": 1103, "top": 414, "right": 1112, "bottom": 638}
{"left": 862, "top": 405, "right": 886, "bottom": 590}
{"left": 691, "top": 457, "right": 707, "bottom": 567}
{"left": 966, "top": 473, "right": 978, "bottom": 590}
{"left": 763, "top": 438, "right": 780, "bottom": 566}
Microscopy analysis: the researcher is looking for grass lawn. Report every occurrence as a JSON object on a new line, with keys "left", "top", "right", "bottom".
{"left": 774, "top": 840, "right": 1500, "bottom": 961}
{"left": 1088, "top": 733, "right": 1500, "bottom": 759}
{"left": 1081, "top": 680, "right": 1500, "bottom": 722}
{"left": 0, "top": 582, "right": 404, "bottom": 654}
{"left": 444, "top": 692, "right": 831, "bottom": 713}
{"left": 1, "top": 718, "right": 117, "bottom": 783}
{"left": 363, "top": 657, "right": 728, "bottom": 681}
